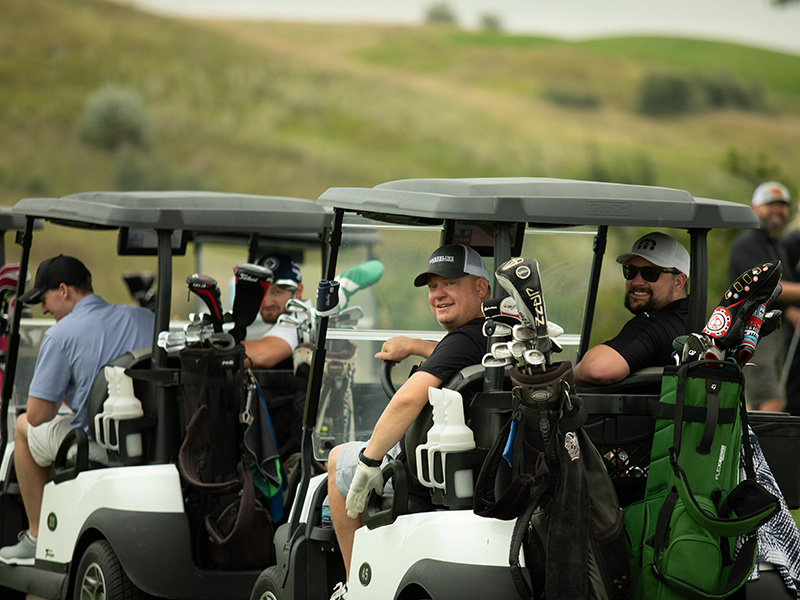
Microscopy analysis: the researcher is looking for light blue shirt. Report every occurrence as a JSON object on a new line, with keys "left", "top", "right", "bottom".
{"left": 28, "top": 294, "right": 154, "bottom": 433}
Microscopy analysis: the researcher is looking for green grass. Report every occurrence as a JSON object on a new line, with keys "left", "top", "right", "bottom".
{"left": 3, "top": 0, "right": 800, "bottom": 336}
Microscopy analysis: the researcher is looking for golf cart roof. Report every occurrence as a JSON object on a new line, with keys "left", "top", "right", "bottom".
{"left": 0, "top": 206, "right": 31, "bottom": 232}
{"left": 11, "top": 191, "right": 333, "bottom": 237}
{"left": 319, "top": 177, "right": 758, "bottom": 230}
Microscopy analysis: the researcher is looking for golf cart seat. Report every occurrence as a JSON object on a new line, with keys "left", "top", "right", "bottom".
{"left": 365, "top": 364, "right": 512, "bottom": 527}
{"left": 85, "top": 347, "right": 157, "bottom": 464}
{"left": 49, "top": 348, "right": 157, "bottom": 484}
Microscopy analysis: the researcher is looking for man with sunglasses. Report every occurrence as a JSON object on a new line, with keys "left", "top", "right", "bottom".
{"left": 574, "top": 232, "right": 689, "bottom": 385}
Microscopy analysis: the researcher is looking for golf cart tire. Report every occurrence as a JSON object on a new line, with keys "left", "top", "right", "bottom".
{"left": 249, "top": 565, "right": 284, "bottom": 600}
{"left": 74, "top": 539, "right": 152, "bottom": 600}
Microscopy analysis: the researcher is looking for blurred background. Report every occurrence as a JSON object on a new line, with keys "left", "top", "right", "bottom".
{"left": 2, "top": 0, "right": 799, "bottom": 342}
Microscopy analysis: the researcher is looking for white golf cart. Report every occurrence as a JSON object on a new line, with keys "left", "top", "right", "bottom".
{"left": 251, "top": 177, "right": 800, "bottom": 600}
{"left": 0, "top": 191, "right": 339, "bottom": 600}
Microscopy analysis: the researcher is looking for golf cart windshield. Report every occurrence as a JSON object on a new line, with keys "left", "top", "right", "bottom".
{"left": 310, "top": 177, "right": 758, "bottom": 460}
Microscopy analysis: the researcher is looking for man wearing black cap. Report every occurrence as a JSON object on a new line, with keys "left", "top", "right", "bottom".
{"left": 324, "top": 244, "right": 490, "bottom": 599}
{"left": 0, "top": 255, "right": 154, "bottom": 565}
{"left": 243, "top": 253, "right": 309, "bottom": 369}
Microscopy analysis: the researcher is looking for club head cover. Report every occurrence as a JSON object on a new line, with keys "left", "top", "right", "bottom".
{"left": 230, "top": 263, "right": 273, "bottom": 343}
{"left": 337, "top": 260, "right": 385, "bottom": 309}
{"left": 186, "top": 273, "right": 224, "bottom": 333}
{"left": 702, "top": 261, "right": 782, "bottom": 349}
{"left": 495, "top": 258, "right": 551, "bottom": 354}
{"left": 759, "top": 308, "right": 783, "bottom": 339}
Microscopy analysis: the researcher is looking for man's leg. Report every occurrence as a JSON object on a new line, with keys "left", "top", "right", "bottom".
{"left": 14, "top": 413, "right": 51, "bottom": 538}
{"left": 327, "top": 444, "right": 360, "bottom": 579}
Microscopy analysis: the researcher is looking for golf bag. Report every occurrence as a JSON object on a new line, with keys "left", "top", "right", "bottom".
{"left": 178, "top": 337, "right": 282, "bottom": 569}
{"left": 623, "top": 360, "right": 780, "bottom": 600}
{"left": 473, "top": 361, "right": 630, "bottom": 600}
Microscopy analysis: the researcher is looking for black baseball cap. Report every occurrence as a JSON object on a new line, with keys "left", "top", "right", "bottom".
{"left": 413, "top": 244, "right": 490, "bottom": 287}
{"left": 258, "top": 253, "right": 302, "bottom": 291}
{"left": 19, "top": 255, "right": 92, "bottom": 305}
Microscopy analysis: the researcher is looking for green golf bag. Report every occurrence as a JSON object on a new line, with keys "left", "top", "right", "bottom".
{"left": 624, "top": 360, "right": 780, "bottom": 599}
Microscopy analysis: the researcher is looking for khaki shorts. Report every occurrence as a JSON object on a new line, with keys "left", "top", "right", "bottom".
{"left": 27, "top": 414, "right": 108, "bottom": 467}
{"left": 742, "top": 332, "right": 785, "bottom": 409}
{"left": 335, "top": 441, "right": 399, "bottom": 499}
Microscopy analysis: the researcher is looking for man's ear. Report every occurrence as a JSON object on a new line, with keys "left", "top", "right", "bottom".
{"left": 294, "top": 282, "right": 304, "bottom": 298}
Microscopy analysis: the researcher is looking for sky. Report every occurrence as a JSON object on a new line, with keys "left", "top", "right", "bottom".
{"left": 115, "top": 0, "right": 800, "bottom": 55}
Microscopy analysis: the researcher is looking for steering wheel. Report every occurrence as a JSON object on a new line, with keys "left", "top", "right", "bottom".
{"left": 381, "top": 360, "right": 397, "bottom": 399}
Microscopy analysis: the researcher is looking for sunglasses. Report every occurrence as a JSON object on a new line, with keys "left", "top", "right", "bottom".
{"left": 622, "top": 264, "right": 679, "bottom": 283}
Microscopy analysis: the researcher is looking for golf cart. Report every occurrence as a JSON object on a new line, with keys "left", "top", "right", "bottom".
{"left": 253, "top": 177, "right": 800, "bottom": 599}
{"left": 0, "top": 190, "right": 341, "bottom": 600}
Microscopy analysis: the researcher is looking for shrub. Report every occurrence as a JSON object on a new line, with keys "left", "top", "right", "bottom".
{"left": 425, "top": 2, "right": 457, "bottom": 25}
{"left": 480, "top": 13, "right": 503, "bottom": 33}
{"left": 79, "top": 86, "right": 151, "bottom": 152}
{"left": 543, "top": 87, "right": 599, "bottom": 110}
{"left": 638, "top": 73, "right": 693, "bottom": 115}
{"left": 638, "top": 71, "right": 767, "bottom": 116}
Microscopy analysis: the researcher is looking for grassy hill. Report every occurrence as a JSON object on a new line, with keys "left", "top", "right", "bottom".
{"left": 2, "top": 0, "right": 800, "bottom": 339}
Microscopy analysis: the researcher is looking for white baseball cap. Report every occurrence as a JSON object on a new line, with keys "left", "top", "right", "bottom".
{"left": 616, "top": 232, "right": 690, "bottom": 277}
{"left": 752, "top": 181, "right": 791, "bottom": 208}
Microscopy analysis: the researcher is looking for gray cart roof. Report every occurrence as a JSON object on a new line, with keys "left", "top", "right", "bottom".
{"left": 319, "top": 178, "right": 758, "bottom": 230}
{"left": 12, "top": 191, "right": 333, "bottom": 237}
{"left": 0, "top": 206, "right": 31, "bottom": 232}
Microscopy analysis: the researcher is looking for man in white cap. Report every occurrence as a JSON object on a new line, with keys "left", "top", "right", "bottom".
{"left": 729, "top": 181, "right": 800, "bottom": 413}
{"left": 574, "top": 232, "right": 689, "bottom": 385}
{"left": 325, "top": 244, "right": 491, "bottom": 600}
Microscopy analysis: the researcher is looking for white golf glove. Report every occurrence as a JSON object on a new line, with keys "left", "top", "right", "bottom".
{"left": 345, "top": 458, "right": 384, "bottom": 519}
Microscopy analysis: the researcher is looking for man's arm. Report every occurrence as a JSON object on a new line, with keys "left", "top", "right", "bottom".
{"left": 243, "top": 336, "right": 293, "bottom": 369}
{"left": 374, "top": 336, "right": 438, "bottom": 363}
{"left": 361, "top": 369, "right": 442, "bottom": 461}
{"left": 573, "top": 344, "right": 631, "bottom": 385}
{"left": 25, "top": 396, "right": 61, "bottom": 427}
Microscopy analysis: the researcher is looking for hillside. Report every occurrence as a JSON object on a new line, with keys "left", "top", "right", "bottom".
{"left": 2, "top": 0, "right": 800, "bottom": 338}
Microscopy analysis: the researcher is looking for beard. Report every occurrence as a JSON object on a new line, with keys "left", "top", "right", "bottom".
{"left": 625, "top": 287, "right": 661, "bottom": 314}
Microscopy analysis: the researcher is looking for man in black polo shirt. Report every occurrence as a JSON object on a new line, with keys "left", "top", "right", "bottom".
{"left": 574, "top": 232, "right": 689, "bottom": 386}
{"left": 325, "top": 244, "right": 490, "bottom": 599}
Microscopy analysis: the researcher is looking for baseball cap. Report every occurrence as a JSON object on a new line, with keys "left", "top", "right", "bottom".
{"left": 616, "top": 232, "right": 690, "bottom": 277}
{"left": 413, "top": 244, "right": 490, "bottom": 287}
{"left": 751, "top": 181, "right": 791, "bottom": 208}
{"left": 19, "top": 255, "right": 92, "bottom": 305}
{"left": 258, "top": 253, "right": 302, "bottom": 290}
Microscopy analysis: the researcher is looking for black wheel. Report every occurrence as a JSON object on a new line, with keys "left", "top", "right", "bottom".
{"left": 249, "top": 565, "right": 284, "bottom": 600}
{"left": 73, "top": 539, "right": 150, "bottom": 600}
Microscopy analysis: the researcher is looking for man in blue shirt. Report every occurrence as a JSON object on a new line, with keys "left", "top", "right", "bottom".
{"left": 0, "top": 255, "right": 154, "bottom": 565}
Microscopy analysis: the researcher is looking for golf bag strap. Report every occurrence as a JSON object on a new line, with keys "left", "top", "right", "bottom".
{"left": 509, "top": 480, "right": 550, "bottom": 600}
{"left": 205, "top": 466, "right": 257, "bottom": 547}
{"left": 674, "top": 465, "right": 779, "bottom": 537}
{"left": 645, "top": 399, "right": 736, "bottom": 425}
{"left": 697, "top": 378, "right": 720, "bottom": 455}
{"left": 474, "top": 416, "right": 539, "bottom": 520}
{"left": 178, "top": 404, "right": 243, "bottom": 494}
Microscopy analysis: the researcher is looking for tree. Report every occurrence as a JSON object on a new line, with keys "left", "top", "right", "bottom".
{"left": 425, "top": 2, "right": 458, "bottom": 25}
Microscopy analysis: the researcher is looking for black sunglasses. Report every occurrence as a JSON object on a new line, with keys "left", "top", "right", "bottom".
{"left": 622, "top": 264, "right": 680, "bottom": 282}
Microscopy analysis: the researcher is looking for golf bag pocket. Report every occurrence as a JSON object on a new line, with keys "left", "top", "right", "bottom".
{"left": 629, "top": 493, "right": 727, "bottom": 600}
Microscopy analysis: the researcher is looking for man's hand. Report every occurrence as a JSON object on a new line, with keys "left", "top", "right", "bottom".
{"left": 345, "top": 460, "right": 384, "bottom": 518}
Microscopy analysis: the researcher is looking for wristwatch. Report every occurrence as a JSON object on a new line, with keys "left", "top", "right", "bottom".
{"left": 358, "top": 448, "right": 382, "bottom": 468}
